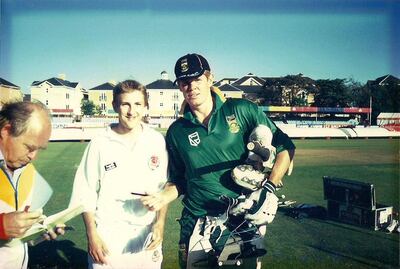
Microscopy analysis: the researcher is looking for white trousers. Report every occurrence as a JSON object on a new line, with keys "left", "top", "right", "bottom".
{"left": 0, "top": 242, "right": 28, "bottom": 269}
{"left": 89, "top": 222, "right": 162, "bottom": 269}
{"left": 89, "top": 244, "right": 163, "bottom": 269}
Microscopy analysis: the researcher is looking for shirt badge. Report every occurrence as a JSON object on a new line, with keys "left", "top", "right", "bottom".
{"left": 188, "top": 132, "right": 200, "bottom": 146}
{"left": 104, "top": 162, "right": 117, "bottom": 171}
{"left": 148, "top": 155, "right": 160, "bottom": 170}
{"left": 152, "top": 249, "right": 161, "bottom": 262}
{"left": 226, "top": 114, "right": 240, "bottom": 133}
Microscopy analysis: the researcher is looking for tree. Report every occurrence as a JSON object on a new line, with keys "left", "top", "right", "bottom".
{"left": 352, "top": 80, "right": 400, "bottom": 124}
{"left": 81, "top": 100, "right": 96, "bottom": 115}
{"left": 291, "top": 96, "right": 308, "bottom": 106}
{"left": 262, "top": 85, "right": 283, "bottom": 105}
{"left": 346, "top": 78, "right": 364, "bottom": 107}
{"left": 262, "top": 74, "right": 317, "bottom": 106}
{"left": 349, "top": 81, "right": 370, "bottom": 123}
{"left": 314, "top": 79, "right": 351, "bottom": 107}
{"left": 384, "top": 83, "right": 400, "bottom": 112}
{"left": 94, "top": 104, "right": 103, "bottom": 116}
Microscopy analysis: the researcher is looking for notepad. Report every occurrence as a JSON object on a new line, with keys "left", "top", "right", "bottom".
{"left": 8, "top": 204, "right": 84, "bottom": 246}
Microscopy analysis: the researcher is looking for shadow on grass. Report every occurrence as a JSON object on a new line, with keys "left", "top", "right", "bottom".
{"left": 278, "top": 205, "right": 398, "bottom": 243}
{"left": 28, "top": 240, "right": 87, "bottom": 269}
{"left": 308, "top": 244, "right": 398, "bottom": 269}
{"left": 312, "top": 218, "right": 399, "bottom": 243}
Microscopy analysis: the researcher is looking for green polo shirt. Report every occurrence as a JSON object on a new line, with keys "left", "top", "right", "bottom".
{"left": 166, "top": 90, "right": 295, "bottom": 217}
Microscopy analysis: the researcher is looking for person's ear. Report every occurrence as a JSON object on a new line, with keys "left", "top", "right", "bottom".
{"left": 112, "top": 101, "right": 119, "bottom": 113}
{"left": 0, "top": 123, "right": 12, "bottom": 139}
{"left": 207, "top": 73, "right": 214, "bottom": 87}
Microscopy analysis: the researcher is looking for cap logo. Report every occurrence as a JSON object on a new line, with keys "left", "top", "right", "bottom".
{"left": 180, "top": 58, "right": 189, "bottom": 72}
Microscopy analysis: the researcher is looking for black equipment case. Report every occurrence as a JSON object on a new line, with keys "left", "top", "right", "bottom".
{"left": 323, "top": 176, "right": 393, "bottom": 230}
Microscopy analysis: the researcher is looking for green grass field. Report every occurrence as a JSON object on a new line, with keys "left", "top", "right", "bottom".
{"left": 28, "top": 139, "right": 399, "bottom": 269}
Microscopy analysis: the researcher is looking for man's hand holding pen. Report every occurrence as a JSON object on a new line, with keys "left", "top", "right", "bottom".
{"left": 134, "top": 192, "right": 166, "bottom": 211}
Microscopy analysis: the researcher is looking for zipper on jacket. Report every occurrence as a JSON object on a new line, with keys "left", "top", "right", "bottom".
{"left": 0, "top": 165, "right": 19, "bottom": 210}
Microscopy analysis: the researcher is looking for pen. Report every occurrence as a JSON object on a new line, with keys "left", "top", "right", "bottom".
{"left": 131, "top": 192, "right": 148, "bottom": 196}
{"left": 27, "top": 226, "right": 76, "bottom": 247}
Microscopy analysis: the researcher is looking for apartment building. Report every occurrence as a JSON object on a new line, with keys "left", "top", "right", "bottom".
{"left": 0, "top": 78, "right": 23, "bottom": 107}
{"left": 30, "top": 75, "right": 84, "bottom": 117}
{"left": 88, "top": 82, "right": 116, "bottom": 115}
{"left": 146, "top": 71, "right": 184, "bottom": 127}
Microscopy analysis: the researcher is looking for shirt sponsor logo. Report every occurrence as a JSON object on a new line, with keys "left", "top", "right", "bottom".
{"left": 104, "top": 162, "right": 117, "bottom": 171}
{"left": 188, "top": 132, "right": 201, "bottom": 146}
{"left": 148, "top": 155, "right": 160, "bottom": 170}
{"left": 226, "top": 114, "right": 240, "bottom": 133}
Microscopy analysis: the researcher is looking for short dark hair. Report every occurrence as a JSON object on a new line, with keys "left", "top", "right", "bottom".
{"left": 0, "top": 101, "right": 50, "bottom": 137}
{"left": 113, "top": 80, "right": 149, "bottom": 108}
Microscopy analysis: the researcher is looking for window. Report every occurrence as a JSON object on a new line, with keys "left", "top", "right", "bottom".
{"left": 46, "top": 100, "right": 48, "bottom": 105}
{"left": 160, "top": 91, "right": 163, "bottom": 95}
{"left": 66, "top": 105, "right": 69, "bottom": 109}
{"left": 66, "top": 93, "right": 69, "bottom": 99}
{"left": 160, "top": 103, "right": 163, "bottom": 107}
{"left": 99, "top": 92, "right": 107, "bottom": 101}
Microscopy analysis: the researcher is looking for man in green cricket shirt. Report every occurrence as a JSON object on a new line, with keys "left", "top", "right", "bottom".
{"left": 141, "top": 53, "right": 295, "bottom": 269}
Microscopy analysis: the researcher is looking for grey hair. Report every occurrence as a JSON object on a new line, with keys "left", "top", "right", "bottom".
{"left": 0, "top": 101, "right": 51, "bottom": 137}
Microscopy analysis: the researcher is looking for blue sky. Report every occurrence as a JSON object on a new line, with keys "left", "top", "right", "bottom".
{"left": 1, "top": 0, "right": 399, "bottom": 93}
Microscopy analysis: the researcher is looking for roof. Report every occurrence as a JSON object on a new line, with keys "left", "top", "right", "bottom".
{"left": 23, "top": 94, "right": 31, "bottom": 101}
{"left": 262, "top": 77, "right": 283, "bottom": 86}
{"left": 0, "top": 78, "right": 19, "bottom": 88}
{"left": 377, "top": 113, "right": 400, "bottom": 119}
{"left": 89, "top": 82, "right": 115, "bottom": 91}
{"left": 235, "top": 85, "right": 263, "bottom": 94}
{"left": 263, "top": 75, "right": 316, "bottom": 87}
{"left": 222, "top": 77, "right": 238, "bottom": 81}
{"left": 368, "top": 74, "right": 400, "bottom": 86}
{"left": 217, "top": 78, "right": 238, "bottom": 83}
{"left": 146, "top": 79, "right": 178, "bottom": 90}
{"left": 213, "top": 81, "right": 223, "bottom": 87}
{"left": 219, "top": 83, "right": 243, "bottom": 92}
{"left": 232, "top": 74, "right": 265, "bottom": 86}
{"left": 31, "top": 77, "right": 79, "bottom": 88}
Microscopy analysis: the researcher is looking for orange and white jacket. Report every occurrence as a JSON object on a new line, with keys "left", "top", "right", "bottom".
{"left": 0, "top": 159, "right": 39, "bottom": 269}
